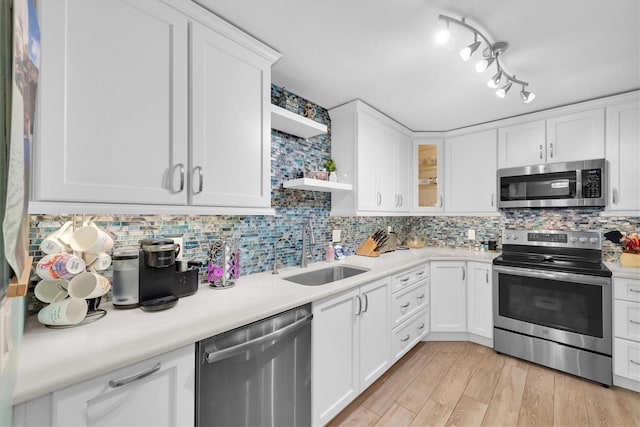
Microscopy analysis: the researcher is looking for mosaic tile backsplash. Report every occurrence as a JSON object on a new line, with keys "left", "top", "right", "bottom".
{"left": 25, "top": 85, "right": 639, "bottom": 315}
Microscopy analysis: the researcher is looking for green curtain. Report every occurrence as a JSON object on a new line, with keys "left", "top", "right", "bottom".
{"left": 0, "top": 0, "right": 12, "bottom": 294}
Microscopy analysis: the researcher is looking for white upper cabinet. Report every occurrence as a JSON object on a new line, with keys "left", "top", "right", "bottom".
{"left": 445, "top": 129, "right": 497, "bottom": 213}
{"left": 190, "top": 20, "right": 272, "bottom": 208}
{"left": 412, "top": 136, "right": 445, "bottom": 213}
{"left": 606, "top": 98, "right": 640, "bottom": 213}
{"left": 498, "top": 108, "right": 605, "bottom": 169}
{"left": 34, "top": 0, "right": 189, "bottom": 205}
{"left": 33, "top": 0, "right": 279, "bottom": 213}
{"left": 330, "top": 100, "right": 411, "bottom": 215}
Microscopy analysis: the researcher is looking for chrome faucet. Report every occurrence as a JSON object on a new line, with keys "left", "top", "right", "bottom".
{"left": 300, "top": 220, "right": 315, "bottom": 268}
{"left": 272, "top": 237, "right": 290, "bottom": 274}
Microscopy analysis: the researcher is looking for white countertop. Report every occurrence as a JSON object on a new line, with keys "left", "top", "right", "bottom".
{"left": 605, "top": 261, "right": 640, "bottom": 280}
{"left": 10, "top": 247, "right": 498, "bottom": 404}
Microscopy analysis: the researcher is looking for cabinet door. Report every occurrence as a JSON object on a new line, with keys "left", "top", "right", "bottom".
{"left": 53, "top": 345, "right": 194, "bottom": 426}
{"left": 34, "top": 0, "right": 188, "bottom": 204}
{"left": 191, "top": 22, "right": 271, "bottom": 208}
{"left": 606, "top": 101, "right": 640, "bottom": 212}
{"left": 445, "top": 130, "right": 498, "bottom": 212}
{"left": 498, "top": 120, "right": 546, "bottom": 168}
{"left": 412, "top": 138, "right": 444, "bottom": 212}
{"left": 430, "top": 261, "right": 466, "bottom": 332}
{"left": 393, "top": 131, "right": 411, "bottom": 211}
{"left": 546, "top": 109, "right": 605, "bottom": 163}
{"left": 312, "top": 288, "right": 359, "bottom": 426}
{"left": 356, "top": 113, "right": 385, "bottom": 211}
{"left": 359, "top": 278, "right": 391, "bottom": 389}
{"left": 467, "top": 262, "right": 493, "bottom": 339}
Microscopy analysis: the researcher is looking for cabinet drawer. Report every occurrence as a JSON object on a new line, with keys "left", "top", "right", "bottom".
{"left": 392, "top": 264, "right": 428, "bottom": 292}
{"left": 392, "top": 308, "right": 429, "bottom": 361}
{"left": 391, "top": 281, "right": 428, "bottom": 328}
{"left": 614, "top": 337, "right": 640, "bottom": 382}
{"left": 614, "top": 278, "right": 640, "bottom": 303}
{"left": 615, "top": 299, "right": 640, "bottom": 342}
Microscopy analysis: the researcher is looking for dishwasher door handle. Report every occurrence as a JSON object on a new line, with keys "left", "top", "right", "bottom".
{"left": 205, "top": 313, "right": 313, "bottom": 364}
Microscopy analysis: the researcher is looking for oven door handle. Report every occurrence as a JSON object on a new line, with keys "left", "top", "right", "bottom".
{"left": 492, "top": 265, "right": 610, "bottom": 286}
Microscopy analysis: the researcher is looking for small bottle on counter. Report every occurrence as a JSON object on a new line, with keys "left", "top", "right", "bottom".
{"left": 326, "top": 242, "right": 335, "bottom": 261}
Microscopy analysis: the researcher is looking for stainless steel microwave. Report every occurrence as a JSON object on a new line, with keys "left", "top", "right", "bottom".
{"left": 497, "top": 158, "right": 606, "bottom": 208}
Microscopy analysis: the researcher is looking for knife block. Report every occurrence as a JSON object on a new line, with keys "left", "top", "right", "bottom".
{"left": 355, "top": 237, "right": 380, "bottom": 257}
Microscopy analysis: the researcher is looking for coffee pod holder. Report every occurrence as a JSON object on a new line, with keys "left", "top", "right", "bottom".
{"left": 206, "top": 238, "right": 240, "bottom": 289}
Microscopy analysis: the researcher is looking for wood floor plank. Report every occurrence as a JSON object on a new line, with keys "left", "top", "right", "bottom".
{"left": 581, "top": 380, "right": 625, "bottom": 427}
{"left": 614, "top": 387, "right": 640, "bottom": 426}
{"left": 525, "top": 363, "right": 555, "bottom": 395}
{"left": 463, "top": 349, "right": 505, "bottom": 405}
{"left": 517, "top": 385, "right": 554, "bottom": 427}
{"left": 374, "top": 403, "right": 415, "bottom": 427}
{"left": 396, "top": 345, "right": 459, "bottom": 412}
{"left": 410, "top": 398, "right": 453, "bottom": 427}
{"left": 326, "top": 405, "right": 380, "bottom": 427}
{"left": 553, "top": 373, "right": 588, "bottom": 426}
{"left": 431, "top": 343, "right": 486, "bottom": 409}
{"left": 445, "top": 395, "right": 488, "bottom": 427}
{"left": 482, "top": 365, "right": 528, "bottom": 426}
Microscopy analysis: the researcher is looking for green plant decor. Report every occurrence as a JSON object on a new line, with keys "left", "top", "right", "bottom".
{"left": 324, "top": 158, "right": 336, "bottom": 172}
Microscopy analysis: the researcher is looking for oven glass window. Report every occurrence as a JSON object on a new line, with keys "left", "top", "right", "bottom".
{"left": 498, "top": 273, "right": 603, "bottom": 338}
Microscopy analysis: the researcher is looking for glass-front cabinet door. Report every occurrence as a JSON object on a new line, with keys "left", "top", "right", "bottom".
{"left": 412, "top": 137, "right": 444, "bottom": 212}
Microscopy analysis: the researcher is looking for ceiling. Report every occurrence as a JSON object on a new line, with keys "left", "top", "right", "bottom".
{"left": 194, "top": 0, "right": 640, "bottom": 131}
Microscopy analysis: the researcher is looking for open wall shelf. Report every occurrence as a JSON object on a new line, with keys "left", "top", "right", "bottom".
{"left": 271, "top": 104, "right": 328, "bottom": 138}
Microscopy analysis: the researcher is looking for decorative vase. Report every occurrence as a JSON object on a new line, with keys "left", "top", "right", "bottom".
{"left": 329, "top": 172, "right": 337, "bottom": 182}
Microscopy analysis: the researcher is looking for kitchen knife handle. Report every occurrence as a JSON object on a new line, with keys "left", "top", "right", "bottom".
{"left": 539, "top": 144, "right": 543, "bottom": 159}
{"left": 193, "top": 166, "right": 204, "bottom": 195}
{"left": 612, "top": 188, "right": 618, "bottom": 205}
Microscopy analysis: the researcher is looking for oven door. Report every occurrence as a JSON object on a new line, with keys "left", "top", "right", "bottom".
{"left": 493, "top": 265, "right": 611, "bottom": 355}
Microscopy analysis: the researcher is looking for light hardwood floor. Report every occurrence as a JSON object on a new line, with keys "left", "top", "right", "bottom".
{"left": 327, "top": 341, "right": 640, "bottom": 427}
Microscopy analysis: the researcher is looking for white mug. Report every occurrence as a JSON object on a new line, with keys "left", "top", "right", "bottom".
{"left": 37, "top": 298, "right": 88, "bottom": 326}
{"left": 39, "top": 221, "right": 73, "bottom": 255}
{"left": 34, "top": 279, "right": 69, "bottom": 303}
{"left": 70, "top": 223, "right": 114, "bottom": 254}
{"left": 36, "top": 253, "right": 86, "bottom": 280}
{"left": 68, "top": 272, "right": 111, "bottom": 299}
{"left": 83, "top": 252, "right": 112, "bottom": 271}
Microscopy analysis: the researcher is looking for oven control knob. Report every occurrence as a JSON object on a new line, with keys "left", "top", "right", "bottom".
{"left": 579, "top": 237, "right": 587, "bottom": 243}
{"left": 589, "top": 237, "right": 598, "bottom": 244}
{"left": 569, "top": 237, "right": 578, "bottom": 243}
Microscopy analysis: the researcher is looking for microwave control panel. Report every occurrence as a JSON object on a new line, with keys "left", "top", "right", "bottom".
{"left": 582, "top": 169, "right": 602, "bottom": 198}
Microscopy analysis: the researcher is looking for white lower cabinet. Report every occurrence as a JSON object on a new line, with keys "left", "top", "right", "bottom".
{"left": 392, "top": 308, "right": 429, "bottom": 361}
{"left": 430, "top": 261, "right": 467, "bottom": 332}
{"left": 14, "top": 344, "right": 195, "bottom": 426}
{"left": 391, "top": 264, "right": 429, "bottom": 361}
{"left": 312, "top": 277, "right": 390, "bottom": 426}
{"left": 613, "top": 277, "right": 640, "bottom": 390}
{"left": 467, "top": 262, "right": 493, "bottom": 340}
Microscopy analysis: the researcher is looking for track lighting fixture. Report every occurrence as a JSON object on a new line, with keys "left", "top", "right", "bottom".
{"left": 437, "top": 14, "right": 535, "bottom": 103}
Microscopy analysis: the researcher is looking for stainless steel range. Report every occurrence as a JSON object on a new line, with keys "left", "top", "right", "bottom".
{"left": 493, "top": 229, "right": 612, "bottom": 385}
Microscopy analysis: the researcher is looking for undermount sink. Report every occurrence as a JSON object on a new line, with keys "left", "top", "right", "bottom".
{"left": 283, "top": 265, "right": 370, "bottom": 286}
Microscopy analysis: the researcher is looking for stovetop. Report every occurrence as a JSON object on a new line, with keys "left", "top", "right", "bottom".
{"left": 493, "top": 252, "right": 612, "bottom": 277}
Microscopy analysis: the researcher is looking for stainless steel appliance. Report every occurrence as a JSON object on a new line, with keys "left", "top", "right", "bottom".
{"left": 497, "top": 158, "right": 606, "bottom": 208}
{"left": 196, "top": 305, "right": 312, "bottom": 427}
{"left": 493, "top": 229, "right": 612, "bottom": 385}
{"left": 112, "top": 248, "right": 140, "bottom": 308}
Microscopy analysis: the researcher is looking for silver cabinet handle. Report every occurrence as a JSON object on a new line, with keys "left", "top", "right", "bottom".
{"left": 355, "top": 295, "right": 362, "bottom": 317}
{"left": 539, "top": 144, "right": 543, "bottom": 159}
{"left": 173, "top": 163, "right": 185, "bottom": 193}
{"left": 416, "top": 271, "right": 425, "bottom": 277}
{"left": 549, "top": 142, "right": 554, "bottom": 158}
{"left": 363, "top": 294, "right": 369, "bottom": 313}
{"left": 400, "top": 302, "right": 410, "bottom": 309}
{"left": 630, "top": 320, "right": 640, "bottom": 325}
{"left": 205, "top": 313, "right": 313, "bottom": 363}
{"left": 417, "top": 323, "right": 425, "bottom": 331}
{"left": 417, "top": 294, "right": 425, "bottom": 300}
{"left": 401, "top": 277, "right": 410, "bottom": 283}
{"left": 109, "top": 363, "right": 161, "bottom": 388}
{"left": 401, "top": 335, "right": 410, "bottom": 343}
{"left": 376, "top": 192, "right": 382, "bottom": 207}
{"left": 486, "top": 270, "right": 489, "bottom": 283}
{"left": 630, "top": 359, "right": 640, "bottom": 366}
{"left": 612, "top": 188, "right": 619, "bottom": 205}
{"left": 439, "top": 196, "right": 443, "bottom": 207}
{"left": 399, "top": 194, "right": 403, "bottom": 207}
{"left": 629, "top": 288, "right": 640, "bottom": 293}
{"left": 461, "top": 266, "right": 466, "bottom": 280}
{"left": 491, "top": 193, "right": 495, "bottom": 207}
{"left": 193, "top": 166, "right": 204, "bottom": 195}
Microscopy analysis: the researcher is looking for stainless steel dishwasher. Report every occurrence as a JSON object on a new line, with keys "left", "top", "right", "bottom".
{"left": 196, "top": 304, "right": 312, "bottom": 427}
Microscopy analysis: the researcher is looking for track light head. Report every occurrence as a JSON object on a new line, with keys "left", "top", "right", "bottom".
{"left": 475, "top": 56, "right": 495, "bottom": 73}
{"left": 459, "top": 34, "right": 481, "bottom": 62}
{"left": 487, "top": 70, "right": 503, "bottom": 88}
{"left": 435, "top": 20, "right": 451, "bottom": 44}
{"left": 496, "top": 81, "right": 513, "bottom": 98}
{"left": 520, "top": 86, "right": 536, "bottom": 103}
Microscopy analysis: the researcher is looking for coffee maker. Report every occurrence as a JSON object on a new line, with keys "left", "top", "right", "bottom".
{"left": 138, "top": 238, "right": 180, "bottom": 311}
